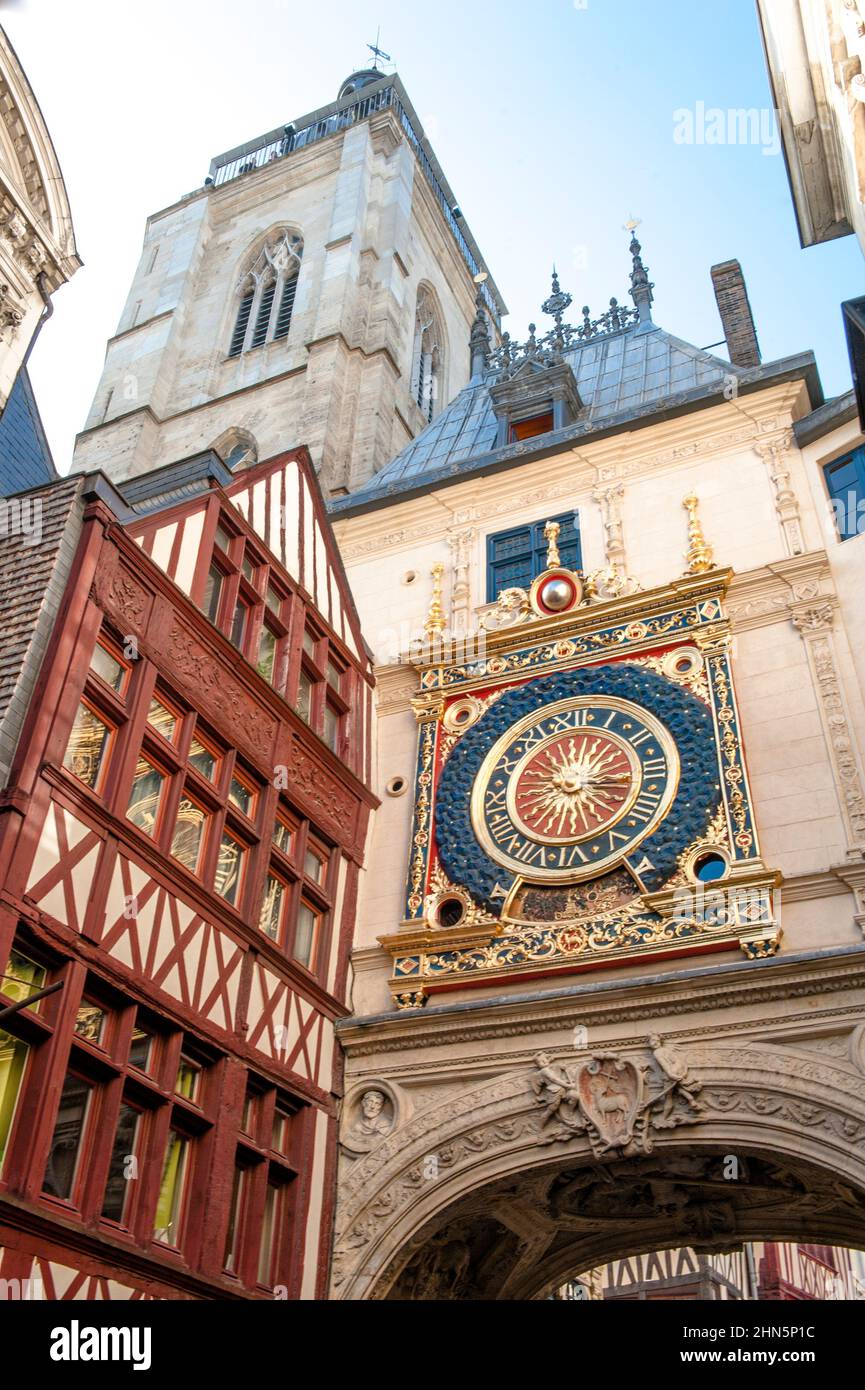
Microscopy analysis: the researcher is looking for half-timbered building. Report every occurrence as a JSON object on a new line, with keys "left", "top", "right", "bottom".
{"left": 0, "top": 445, "right": 374, "bottom": 1300}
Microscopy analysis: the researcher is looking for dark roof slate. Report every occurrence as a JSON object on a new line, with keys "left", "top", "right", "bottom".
{"left": 0, "top": 369, "right": 57, "bottom": 493}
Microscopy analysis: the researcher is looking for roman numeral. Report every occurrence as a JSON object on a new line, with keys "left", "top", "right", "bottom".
{"left": 486, "top": 786, "right": 508, "bottom": 814}
{"left": 642, "top": 757, "right": 666, "bottom": 777}
{"left": 628, "top": 728, "right": 652, "bottom": 748}
{"left": 631, "top": 792, "right": 661, "bottom": 823}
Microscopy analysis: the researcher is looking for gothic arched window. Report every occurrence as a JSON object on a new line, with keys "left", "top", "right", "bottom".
{"left": 228, "top": 230, "right": 303, "bottom": 359}
{"left": 411, "top": 287, "right": 445, "bottom": 424}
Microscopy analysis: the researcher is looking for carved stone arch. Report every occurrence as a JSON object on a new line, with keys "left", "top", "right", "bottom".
{"left": 0, "top": 28, "right": 80, "bottom": 282}
{"left": 211, "top": 426, "right": 258, "bottom": 470}
{"left": 410, "top": 282, "right": 447, "bottom": 424}
{"left": 332, "top": 1041, "right": 865, "bottom": 1300}
{"left": 233, "top": 224, "right": 304, "bottom": 295}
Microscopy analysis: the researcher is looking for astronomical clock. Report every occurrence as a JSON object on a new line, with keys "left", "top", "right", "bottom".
{"left": 380, "top": 507, "right": 781, "bottom": 1010}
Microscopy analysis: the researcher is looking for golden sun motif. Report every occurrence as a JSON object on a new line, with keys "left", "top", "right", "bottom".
{"left": 516, "top": 736, "right": 633, "bottom": 838}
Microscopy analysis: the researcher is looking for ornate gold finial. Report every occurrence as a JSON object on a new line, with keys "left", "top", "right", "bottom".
{"left": 683, "top": 494, "right": 714, "bottom": 574}
{"left": 544, "top": 519, "right": 561, "bottom": 569}
{"left": 424, "top": 561, "right": 446, "bottom": 637}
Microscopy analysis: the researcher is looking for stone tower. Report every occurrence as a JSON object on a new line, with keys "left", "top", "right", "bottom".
{"left": 72, "top": 69, "right": 505, "bottom": 494}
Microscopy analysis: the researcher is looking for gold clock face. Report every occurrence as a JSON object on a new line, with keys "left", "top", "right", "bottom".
{"left": 470, "top": 695, "right": 680, "bottom": 883}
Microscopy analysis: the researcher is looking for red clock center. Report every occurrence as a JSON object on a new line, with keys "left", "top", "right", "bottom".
{"left": 511, "top": 732, "right": 636, "bottom": 842}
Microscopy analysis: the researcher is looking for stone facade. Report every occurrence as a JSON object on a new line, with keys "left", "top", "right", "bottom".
{"left": 0, "top": 26, "right": 80, "bottom": 416}
{"left": 71, "top": 75, "right": 503, "bottom": 495}
{"left": 757, "top": 0, "right": 865, "bottom": 252}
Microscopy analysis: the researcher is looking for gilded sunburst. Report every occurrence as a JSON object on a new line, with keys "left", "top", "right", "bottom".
{"left": 516, "top": 735, "right": 633, "bottom": 838}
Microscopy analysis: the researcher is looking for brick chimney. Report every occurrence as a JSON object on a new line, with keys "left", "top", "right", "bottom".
{"left": 710, "top": 260, "right": 762, "bottom": 368}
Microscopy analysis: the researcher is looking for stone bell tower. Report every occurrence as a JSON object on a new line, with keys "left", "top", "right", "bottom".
{"left": 72, "top": 67, "right": 505, "bottom": 494}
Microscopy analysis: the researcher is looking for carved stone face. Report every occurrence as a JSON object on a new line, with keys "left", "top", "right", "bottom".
{"left": 362, "top": 1090, "right": 385, "bottom": 1118}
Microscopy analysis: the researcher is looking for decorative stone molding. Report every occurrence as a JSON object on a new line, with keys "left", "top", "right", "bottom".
{"left": 726, "top": 551, "right": 832, "bottom": 632}
{"left": 755, "top": 431, "right": 806, "bottom": 558}
{"left": 447, "top": 526, "right": 475, "bottom": 637}
{"left": 592, "top": 482, "right": 626, "bottom": 572}
{"left": 790, "top": 604, "right": 865, "bottom": 849}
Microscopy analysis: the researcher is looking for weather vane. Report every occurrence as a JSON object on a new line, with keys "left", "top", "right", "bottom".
{"left": 623, "top": 215, "right": 642, "bottom": 235}
{"left": 367, "top": 28, "right": 391, "bottom": 70}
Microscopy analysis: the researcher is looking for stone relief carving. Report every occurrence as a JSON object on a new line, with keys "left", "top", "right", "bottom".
{"left": 531, "top": 1038, "right": 703, "bottom": 1155}
{"left": 755, "top": 433, "right": 805, "bottom": 558}
{"left": 342, "top": 1087, "right": 396, "bottom": 1156}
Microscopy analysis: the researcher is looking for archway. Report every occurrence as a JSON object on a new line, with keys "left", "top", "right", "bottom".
{"left": 331, "top": 1037, "right": 865, "bottom": 1299}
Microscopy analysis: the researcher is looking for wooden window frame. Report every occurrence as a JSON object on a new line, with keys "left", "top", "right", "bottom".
{"left": 223, "top": 1080, "right": 301, "bottom": 1291}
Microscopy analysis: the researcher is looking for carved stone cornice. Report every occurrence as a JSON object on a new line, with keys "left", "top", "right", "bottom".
{"left": 726, "top": 550, "right": 832, "bottom": 631}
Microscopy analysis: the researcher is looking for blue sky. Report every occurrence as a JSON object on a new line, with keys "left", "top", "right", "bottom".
{"left": 12, "top": 0, "right": 864, "bottom": 469}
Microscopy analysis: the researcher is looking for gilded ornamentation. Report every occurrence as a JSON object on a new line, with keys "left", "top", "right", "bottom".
{"left": 543, "top": 519, "right": 561, "bottom": 569}
{"left": 683, "top": 493, "right": 714, "bottom": 575}
{"left": 424, "top": 561, "right": 446, "bottom": 639}
{"left": 406, "top": 720, "right": 436, "bottom": 917}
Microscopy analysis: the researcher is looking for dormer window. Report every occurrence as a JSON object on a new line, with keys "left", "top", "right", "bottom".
{"left": 509, "top": 411, "right": 554, "bottom": 443}
{"left": 228, "top": 230, "right": 303, "bottom": 358}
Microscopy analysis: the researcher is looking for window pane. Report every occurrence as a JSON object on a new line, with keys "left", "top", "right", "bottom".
{"left": 0, "top": 1031, "right": 29, "bottom": 1173}
{"left": 176, "top": 1054, "right": 202, "bottom": 1103}
{"left": 228, "top": 777, "right": 255, "bottom": 818}
{"left": 257, "top": 1180, "right": 283, "bottom": 1285}
{"left": 241, "top": 554, "right": 256, "bottom": 584}
{"left": 242, "top": 1089, "right": 257, "bottom": 1137}
{"left": 257, "top": 625, "right": 277, "bottom": 684}
{"left": 42, "top": 1074, "right": 92, "bottom": 1201}
{"left": 272, "top": 1106, "right": 291, "bottom": 1156}
{"left": 74, "top": 1002, "right": 106, "bottom": 1045}
{"left": 272, "top": 817, "right": 294, "bottom": 856}
{"left": 259, "top": 874, "right": 286, "bottom": 942}
{"left": 326, "top": 659, "right": 341, "bottom": 692}
{"left": 63, "top": 702, "right": 112, "bottom": 790}
{"left": 101, "top": 1102, "right": 140, "bottom": 1223}
{"left": 302, "top": 629, "right": 316, "bottom": 659}
{"left": 323, "top": 704, "right": 339, "bottom": 751}
{"left": 171, "top": 797, "right": 207, "bottom": 873}
{"left": 230, "top": 600, "right": 248, "bottom": 650}
{"left": 203, "top": 566, "right": 223, "bottom": 624}
{"left": 154, "top": 1130, "right": 188, "bottom": 1245}
{"left": 294, "top": 902, "right": 319, "bottom": 968}
{"left": 128, "top": 1022, "right": 154, "bottom": 1074}
{"left": 188, "top": 737, "right": 218, "bottom": 782}
{"left": 304, "top": 846, "right": 327, "bottom": 884}
{"left": 90, "top": 642, "right": 126, "bottom": 692}
{"left": 265, "top": 586, "right": 281, "bottom": 615}
{"left": 224, "top": 1165, "right": 246, "bottom": 1273}
{"left": 296, "top": 672, "right": 312, "bottom": 724}
{"left": 127, "top": 755, "right": 165, "bottom": 838}
{"left": 147, "top": 697, "right": 177, "bottom": 742}
{"left": 1, "top": 949, "right": 46, "bottom": 1007}
{"left": 215, "top": 831, "right": 245, "bottom": 906}
{"left": 214, "top": 524, "right": 232, "bottom": 553}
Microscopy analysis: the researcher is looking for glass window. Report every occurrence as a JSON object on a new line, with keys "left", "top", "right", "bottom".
{"left": 147, "top": 697, "right": 177, "bottom": 743}
{"left": 153, "top": 1129, "right": 188, "bottom": 1245}
{"left": 128, "top": 1022, "right": 154, "bottom": 1074}
{"left": 90, "top": 641, "right": 127, "bottom": 693}
{"left": 271, "top": 1105, "right": 291, "bottom": 1156}
{"left": 257, "top": 624, "right": 277, "bottom": 684}
{"left": 176, "top": 1053, "right": 202, "bottom": 1103}
{"left": 215, "top": 831, "right": 245, "bottom": 906}
{"left": 63, "top": 702, "right": 113, "bottom": 790}
{"left": 272, "top": 816, "right": 294, "bottom": 856}
{"left": 265, "top": 586, "right": 281, "bottom": 615}
{"left": 326, "top": 659, "right": 341, "bottom": 692}
{"left": 323, "top": 704, "right": 339, "bottom": 752}
{"left": 825, "top": 447, "right": 865, "bottom": 541}
{"left": 171, "top": 797, "right": 207, "bottom": 874}
{"left": 304, "top": 846, "right": 327, "bottom": 885}
{"left": 214, "top": 524, "right": 232, "bottom": 554}
{"left": 224, "top": 1164, "right": 247, "bottom": 1273}
{"left": 0, "top": 1031, "right": 29, "bottom": 1173}
{"left": 296, "top": 671, "right": 312, "bottom": 724}
{"left": 241, "top": 1089, "right": 258, "bottom": 1137}
{"left": 294, "top": 901, "right": 320, "bottom": 969}
{"left": 259, "top": 874, "right": 286, "bottom": 943}
{"left": 257, "top": 1179, "right": 283, "bottom": 1285}
{"left": 42, "top": 1073, "right": 93, "bottom": 1201}
{"left": 101, "top": 1102, "right": 140, "bottom": 1223}
{"left": 74, "top": 1002, "right": 106, "bottom": 1046}
{"left": 188, "top": 736, "right": 218, "bottom": 783}
{"left": 302, "top": 629, "right": 316, "bottom": 659}
{"left": 127, "top": 755, "right": 166, "bottom": 838}
{"left": 1, "top": 950, "right": 46, "bottom": 1007}
{"left": 228, "top": 775, "right": 255, "bottom": 819}
{"left": 486, "top": 511, "right": 581, "bottom": 602}
{"left": 241, "top": 554, "right": 257, "bottom": 584}
{"left": 203, "top": 565, "right": 223, "bottom": 624}
{"left": 230, "top": 600, "right": 248, "bottom": 650}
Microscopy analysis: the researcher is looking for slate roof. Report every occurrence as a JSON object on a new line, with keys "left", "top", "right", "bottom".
{"left": 332, "top": 320, "right": 821, "bottom": 517}
{"left": 0, "top": 369, "right": 57, "bottom": 494}
{"left": 0, "top": 474, "right": 83, "bottom": 785}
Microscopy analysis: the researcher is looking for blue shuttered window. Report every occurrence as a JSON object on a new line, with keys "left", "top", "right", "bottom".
{"left": 486, "top": 512, "right": 581, "bottom": 602}
{"left": 825, "top": 448, "right": 865, "bottom": 541}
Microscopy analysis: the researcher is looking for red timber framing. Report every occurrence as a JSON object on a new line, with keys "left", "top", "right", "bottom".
{"left": 0, "top": 448, "right": 376, "bottom": 1301}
